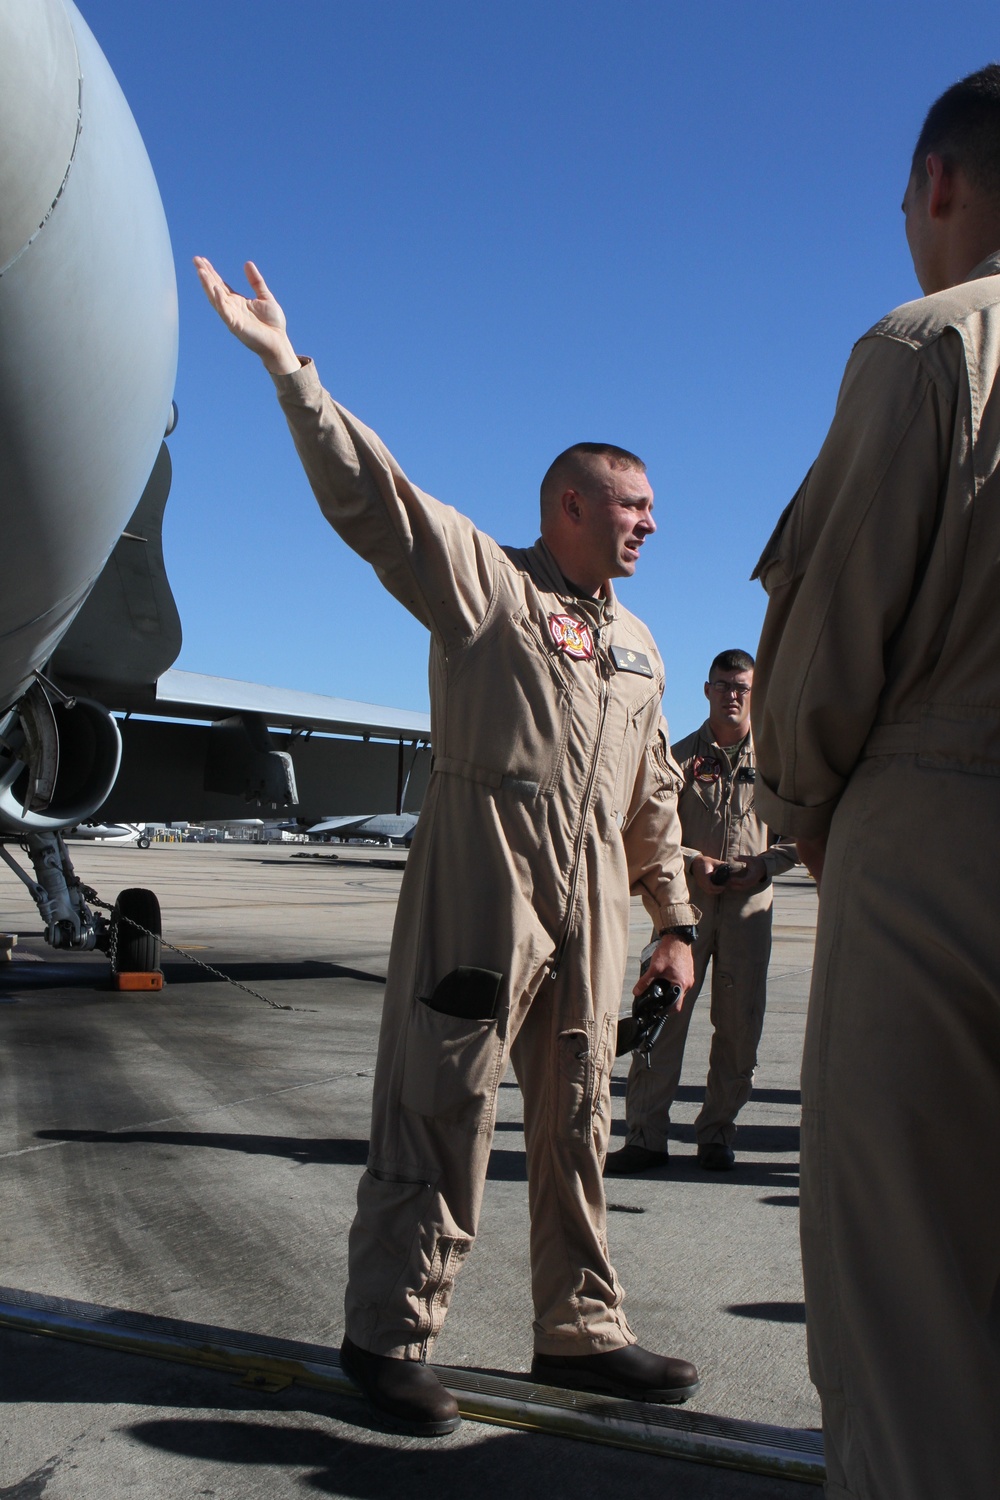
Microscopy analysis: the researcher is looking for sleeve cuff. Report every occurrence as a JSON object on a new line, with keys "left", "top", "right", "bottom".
{"left": 656, "top": 901, "right": 702, "bottom": 930}
{"left": 270, "top": 356, "right": 319, "bottom": 400}
{"left": 760, "top": 846, "right": 798, "bottom": 877}
{"left": 754, "top": 781, "right": 840, "bottom": 840}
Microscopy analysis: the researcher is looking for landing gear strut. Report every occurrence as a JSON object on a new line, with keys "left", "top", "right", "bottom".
{"left": 0, "top": 831, "right": 105, "bottom": 950}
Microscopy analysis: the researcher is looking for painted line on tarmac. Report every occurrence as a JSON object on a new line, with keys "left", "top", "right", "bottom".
{"left": 0, "top": 1070, "right": 371, "bottom": 1160}
{"left": 0, "top": 1287, "right": 824, "bottom": 1484}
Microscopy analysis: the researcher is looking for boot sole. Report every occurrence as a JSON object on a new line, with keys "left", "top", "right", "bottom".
{"left": 531, "top": 1368, "right": 700, "bottom": 1405}
{"left": 365, "top": 1402, "right": 462, "bottom": 1437}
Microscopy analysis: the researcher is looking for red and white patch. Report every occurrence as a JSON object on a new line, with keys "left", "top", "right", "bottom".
{"left": 693, "top": 755, "right": 723, "bottom": 784}
{"left": 548, "top": 613, "right": 594, "bottom": 661}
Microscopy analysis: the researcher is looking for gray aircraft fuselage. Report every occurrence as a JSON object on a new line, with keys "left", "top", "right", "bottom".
{"left": 0, "top": 0, "right": 177, "bottom": 711}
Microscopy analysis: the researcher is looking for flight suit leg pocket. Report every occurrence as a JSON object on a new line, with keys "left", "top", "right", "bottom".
{"left": 401, "top": 967, "right": 505, "bottom": 1132}
{"left": 556, "top": 1026, "right": 595, "bottom": 1144}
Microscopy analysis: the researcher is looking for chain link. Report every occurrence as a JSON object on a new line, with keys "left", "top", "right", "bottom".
{"left": 92, "top": 896, "right": 299, "bottom": 1013}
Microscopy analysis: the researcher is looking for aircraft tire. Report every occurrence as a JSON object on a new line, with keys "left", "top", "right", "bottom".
{"left": 137, "top": 836, "right": 151, "bottom": 849}
{"left": 112, "top": 887, "right": 161, "bottom": 972}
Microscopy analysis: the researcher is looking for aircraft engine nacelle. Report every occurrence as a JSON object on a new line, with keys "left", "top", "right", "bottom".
{"left": 0, "top": 685, "right": 122, "bottom": 835}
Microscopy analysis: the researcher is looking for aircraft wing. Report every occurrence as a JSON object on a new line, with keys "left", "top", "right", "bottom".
{"left": 145, "top": 670, "right": 430, "bottom": 741}
{"left": 307, "top": 813, "right": 420, "bottom": 841}
{"left": 97, "top": 673, "right": 431, "bottom": 827}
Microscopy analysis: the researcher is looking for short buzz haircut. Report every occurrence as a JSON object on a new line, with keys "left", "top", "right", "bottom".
{"left": 912, "top": 64, "right": 1000, "bottom": 197}
{"left": 540, "top": 442, "right": 646, "bottom": 520}
{"left": 709, "top": 649, "right": 754, "bottom": 678}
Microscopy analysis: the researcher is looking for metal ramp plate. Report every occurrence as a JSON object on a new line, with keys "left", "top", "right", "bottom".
{"left": 0, "top": 1286, "right": 824, "bottom": 1484}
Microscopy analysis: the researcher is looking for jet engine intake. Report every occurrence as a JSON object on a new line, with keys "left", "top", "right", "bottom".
{"left": 0, "top": 689, "right": 122, "bottom": 834}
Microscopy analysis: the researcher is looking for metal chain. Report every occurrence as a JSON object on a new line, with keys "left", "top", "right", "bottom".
{"left": 90, "top": 896, "right": 298, "bottom": 1013}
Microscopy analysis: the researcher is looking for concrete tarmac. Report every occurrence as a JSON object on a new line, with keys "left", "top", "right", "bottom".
{"left": 0, "top": 843, "right": 820, "bottom": 1498}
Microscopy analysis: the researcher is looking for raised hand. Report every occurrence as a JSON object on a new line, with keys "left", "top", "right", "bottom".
{"left": 193, "top": 257, "right": 301, "bottom": 376}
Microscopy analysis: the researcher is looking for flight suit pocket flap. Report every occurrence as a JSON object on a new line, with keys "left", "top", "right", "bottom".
{"left": 423, "top": 967, "right": 504, "bottom": 1021}
{"left": 401, "top": 999, "right": 503, "bottom": 1130}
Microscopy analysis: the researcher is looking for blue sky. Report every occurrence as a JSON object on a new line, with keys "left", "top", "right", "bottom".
{"left": 81, "top": 0, "right": 998, "bottom": 737}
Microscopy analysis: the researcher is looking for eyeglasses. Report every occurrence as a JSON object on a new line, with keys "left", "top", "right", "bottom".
{"left": 709, "top": 682, "right": 751, "bottom": 699}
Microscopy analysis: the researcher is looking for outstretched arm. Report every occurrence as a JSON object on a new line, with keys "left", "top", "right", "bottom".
{"left": 192, "top": 256, "right": 497, "bottom": 646}
{"left": 193, "top": 257, "right": 301, "bottom": 376}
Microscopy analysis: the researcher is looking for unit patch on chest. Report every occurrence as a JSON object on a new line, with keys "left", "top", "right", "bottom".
{"left": 609, "top": 644, "right": 654, "bottom": 677}
{"left": 693, "top": 755, "right": 723, "bottom": 784}
{"left": 547, "top": 613, "right": 594, "bottom": 660}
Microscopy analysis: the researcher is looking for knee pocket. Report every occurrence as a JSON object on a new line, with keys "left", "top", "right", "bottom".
{"left": 556, "top": 1017, "right": 614, "bottom": 1144}
{"left": 400, "top": 969, "right": 505, "bottom": 1131}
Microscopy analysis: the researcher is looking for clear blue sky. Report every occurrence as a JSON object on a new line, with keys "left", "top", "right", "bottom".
{"left": 81, "top": 0, "right": 997, "bottom": 738}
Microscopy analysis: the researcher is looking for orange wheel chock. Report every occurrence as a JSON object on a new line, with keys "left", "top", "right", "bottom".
{"left": 112, "top": 972, "right": 164, "bottom": 992}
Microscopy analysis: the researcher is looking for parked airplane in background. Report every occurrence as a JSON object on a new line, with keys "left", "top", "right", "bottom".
{"left": 309, "top": 813, "right": 420, "bottom": 847}
{"left": 67, "top": 824, "right": 152, "bottom": 848}
{"left": 0, "top": 0, "right": 429, "bottom": 963}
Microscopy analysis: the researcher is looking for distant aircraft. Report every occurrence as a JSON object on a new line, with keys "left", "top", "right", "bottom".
{"left": 0, "top": 0, "right": 429, "bottom": 962}
{"left": 67, "top": 824, "right": 151, "bottom": 848}
{"left": 308, "top": 813, "right": 420, "bottom": 847}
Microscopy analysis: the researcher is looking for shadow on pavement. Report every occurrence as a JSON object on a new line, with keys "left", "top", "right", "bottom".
{"left": 607, "top": 1120, "right": 800, "bottom": 1154}
{"left": 31, "top": 1128, "right": 537, "bottom": 1183}
{"left": 0, "top": 961, "right": 109, "bottom": 992}
{"left": 0, "top": 958, "right": 386, "bottom": 992}
{"left": 609, "top": 1080, "right": 801, "bottom": 1107}
{"left": 34, "top": 1129, "right": 371, "bottom": 1167}
{"left": 161, "top": 960, "right": 386, "bottom": 986}
{"left": 727, "top": 1302, "right": 806, "bottom": 1324}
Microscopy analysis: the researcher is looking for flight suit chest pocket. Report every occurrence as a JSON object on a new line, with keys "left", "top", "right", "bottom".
{"left": 401, "top": 968, "right": 506, "bottom": 1134}
{"left": 609, "top": 687, "right": 660, "bottom": 820}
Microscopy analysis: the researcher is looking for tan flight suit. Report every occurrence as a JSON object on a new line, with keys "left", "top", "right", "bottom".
{"left": 272, "top": 360, "right": 698, "bottom": 1359}
{"left": 625, "top": 723, "right": 796, "bottom": 1152}
{"left": 752, "top": 252, "right": 1000, "bottom": 1500}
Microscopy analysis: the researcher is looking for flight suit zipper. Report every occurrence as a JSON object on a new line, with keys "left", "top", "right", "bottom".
{"left": 549, "top": 647, "right": 611, "bottom": 982}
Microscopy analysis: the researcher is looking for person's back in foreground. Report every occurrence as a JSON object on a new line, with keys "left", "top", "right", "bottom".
{"left": 753, "top": 64, "right": 1000, "bottom": 1500}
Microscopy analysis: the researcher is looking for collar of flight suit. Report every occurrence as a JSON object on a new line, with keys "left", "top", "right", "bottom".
{"left": 522, "top": 538, "right": 619, "bottom": 624}
{"left": 696, "top": 720, "right": 752, "bottom": 766}
{"left": 964, "top": 249, "right": 1000, "bottom": 284}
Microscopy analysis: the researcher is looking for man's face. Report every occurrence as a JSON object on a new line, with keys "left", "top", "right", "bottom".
{"left": 705, "top": 668, "right": 753, "bottom": 732}
{"left": 575, "top": 461, "right": 656, "bottom": 582}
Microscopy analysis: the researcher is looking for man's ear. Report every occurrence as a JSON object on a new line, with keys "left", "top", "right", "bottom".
{"left": 703, "top": 681, "right": 711, "bottom": 703}
{"left": 925, "top": 152, "right": 955, "bottom": 219}
{"left": 561, "top": 488, "right": 583, "bottom": 524}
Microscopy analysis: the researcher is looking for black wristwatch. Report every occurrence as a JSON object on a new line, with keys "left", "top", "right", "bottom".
{"left": 660, "top": 924, "right": 699, "bottom": 946}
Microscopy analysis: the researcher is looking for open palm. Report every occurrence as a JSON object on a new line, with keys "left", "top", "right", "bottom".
{"left": 193, "top": 257, "right": 297, "bottom": 372}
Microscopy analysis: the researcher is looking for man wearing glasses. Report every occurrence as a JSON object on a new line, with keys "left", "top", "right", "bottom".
{"left": 606, "top": 649, "right": 795, "bottom": 1175}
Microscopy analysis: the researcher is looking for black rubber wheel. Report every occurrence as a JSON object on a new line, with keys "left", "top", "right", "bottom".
{"left": 137, "top": 835, "right": 151, "bottom": 849}
{"left": 112, "top": 887, "right": 162, "bottom": 972}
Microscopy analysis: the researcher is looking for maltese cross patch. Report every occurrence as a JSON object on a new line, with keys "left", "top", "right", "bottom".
{"left": 547, "top": 613, "right": 594, "bottom": 661}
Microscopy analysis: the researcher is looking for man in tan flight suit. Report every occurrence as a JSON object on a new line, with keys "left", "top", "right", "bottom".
{"left": 195, "top": 255, "right": 702, "bottom": 1435}
{"left": 606, "top": 649, "right": 796, "bottom": 1176}
{"left": 752, "top": 66, "right": 1000, "bottom": 1500}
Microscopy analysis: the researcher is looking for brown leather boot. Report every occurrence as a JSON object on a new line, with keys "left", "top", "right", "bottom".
{"left": 603, "top": 1142, "right": 669, "bottom": 1176}
{"left": 340, "top": 1337, "right": 461, "bottom": 1435}
{"left": 531, "top": 1343, "right": 700, "bottom": 1404}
